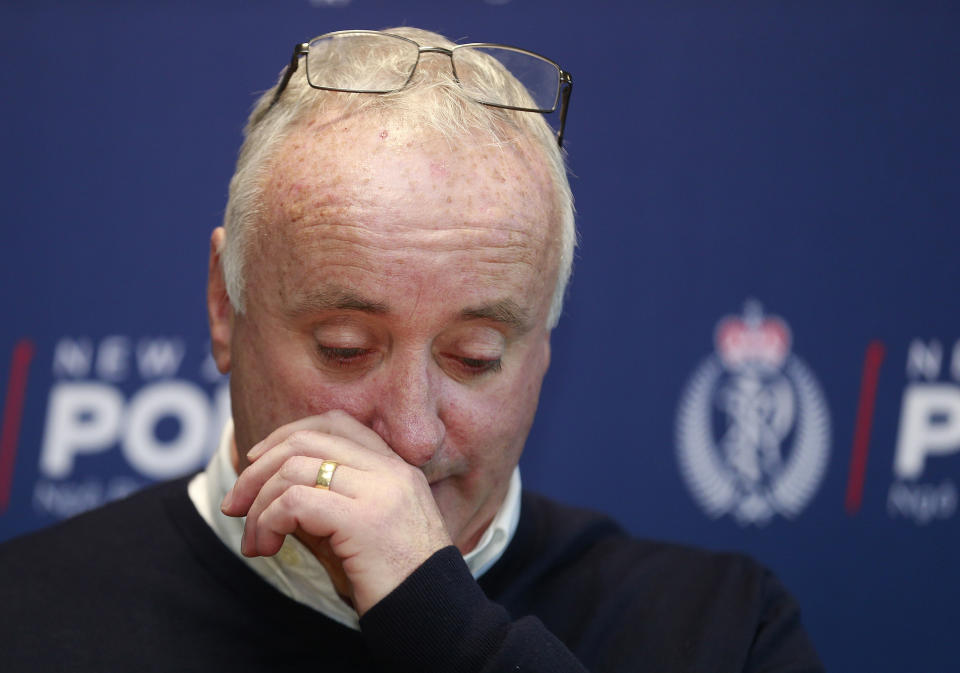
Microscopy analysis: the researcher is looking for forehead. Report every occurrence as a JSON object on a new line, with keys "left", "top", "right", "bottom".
{"left": 251, "top": 110, "right": 560, "bottom": 318}
{"left": 267, "top": 110, "right": 556, "bottom": 226}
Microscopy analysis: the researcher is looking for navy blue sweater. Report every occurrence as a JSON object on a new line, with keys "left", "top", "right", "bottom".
{"left": 0, "top": 477, "right": 822, "bottom": 672}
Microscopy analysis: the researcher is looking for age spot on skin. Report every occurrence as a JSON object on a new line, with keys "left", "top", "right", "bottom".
{"left": 430, "top": 161, "right": 447, "bottom": 179}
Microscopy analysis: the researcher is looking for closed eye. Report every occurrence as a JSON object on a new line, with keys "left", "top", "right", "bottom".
{"left": 317, "top": 345, "right": 371, "bottom": 366}
{"left": 457, "top": 357, "right": 502, "bottom": 375}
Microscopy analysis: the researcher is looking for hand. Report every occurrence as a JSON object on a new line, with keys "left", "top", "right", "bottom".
{"left": 220, "top": 410, "right": 453, "bottom": 615}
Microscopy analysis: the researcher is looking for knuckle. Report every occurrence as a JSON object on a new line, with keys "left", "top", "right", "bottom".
{"left": 278, "top": 455, "right": 306, "bottom": 480}
{"left": 399, "top": 462, "right": 427, "bottom": 487}
{"left": 282, "top": 484, "right": 313, "bottom": 509}
{"left": 324, "top": 409, "right": 351, "bottom": 422}
{"left": 286, "top": 429, "right": 314, "bottom": 448}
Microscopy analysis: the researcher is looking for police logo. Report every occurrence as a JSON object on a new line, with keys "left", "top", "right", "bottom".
{"left": 675, "top": 303, "right": 830, "bottom": 526}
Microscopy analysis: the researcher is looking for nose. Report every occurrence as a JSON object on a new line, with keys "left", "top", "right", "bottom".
{"left": 370, "top": 350, "right": 446, "bottom": 468}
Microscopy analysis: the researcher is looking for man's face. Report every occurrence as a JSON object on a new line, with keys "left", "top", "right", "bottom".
{"left": 214, "top": 111, "right": 560, "bottom": 553}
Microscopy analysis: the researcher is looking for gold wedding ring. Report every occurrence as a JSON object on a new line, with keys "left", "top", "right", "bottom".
{"left": 315, "top": 460, "right": 338, "bottom": 490}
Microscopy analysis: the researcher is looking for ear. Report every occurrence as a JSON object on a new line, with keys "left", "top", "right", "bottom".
{"left": 207, "top": 227, "right": 234, "bottom": 374}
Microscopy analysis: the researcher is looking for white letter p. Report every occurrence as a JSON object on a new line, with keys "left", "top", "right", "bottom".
{"left": 894, "top": 384, "right": 960, "bottom": 480}
{"left": 40, "top": 382, "right": 124, "bottom": 478}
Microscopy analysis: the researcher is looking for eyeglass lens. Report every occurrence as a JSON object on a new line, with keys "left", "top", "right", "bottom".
{"left": 304, "top": 32, "right": 561, "bottom": 113}
{"left": 306, "top": 33, "right": 419, "bottom": 93}
{"left": 453, "top": 47, "right": 560, "bottom": 113}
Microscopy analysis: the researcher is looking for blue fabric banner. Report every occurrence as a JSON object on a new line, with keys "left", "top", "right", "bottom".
{"left": 1, "top": 2, "right": 957, "bottom": 671}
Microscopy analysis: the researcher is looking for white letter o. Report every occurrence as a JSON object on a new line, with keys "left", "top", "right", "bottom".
{"left": 122, "top": 381, "right": 210, "bottom": 479}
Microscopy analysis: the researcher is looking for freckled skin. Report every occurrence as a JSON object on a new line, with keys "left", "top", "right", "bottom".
{"left": 215, "top": 109, "right": 560, "bottom": 558}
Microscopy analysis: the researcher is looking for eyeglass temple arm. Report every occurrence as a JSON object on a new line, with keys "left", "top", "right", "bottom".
{"left": 556, "top": 71, "right": 573, "bottom": 148}
{"left": 268, "top": 42, "right": 310, "bottom": 110}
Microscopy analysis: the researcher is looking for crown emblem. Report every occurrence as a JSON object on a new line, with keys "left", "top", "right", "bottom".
{"left": 714, "top": 301, "right": 791, "bottom": 371}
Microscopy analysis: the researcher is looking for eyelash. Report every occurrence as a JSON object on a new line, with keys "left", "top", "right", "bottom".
{"left": 458, "top": 357, "right": 503, "bottom": 374}
{"left": 316, "top": 346, "right": 502, "bottom": 375}
{"left": 317, "top": 346, "right": 370, "bottom": 367}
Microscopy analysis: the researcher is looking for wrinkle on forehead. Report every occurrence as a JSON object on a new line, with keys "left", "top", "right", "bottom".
{"left": 294, "top": 220, "right": 543, "bottom": 262}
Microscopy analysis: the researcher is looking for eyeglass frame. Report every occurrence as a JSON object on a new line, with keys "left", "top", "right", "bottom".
{"left": 267, "top": 30, "right": 574, "bottom": 147}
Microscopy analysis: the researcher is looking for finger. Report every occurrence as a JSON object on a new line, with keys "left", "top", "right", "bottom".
{"left": 245, "top": 485, "right": 351, "bottom": 557}
{"left": 242, "top": 457, "right": 362, "bottom": 544}
{"left": 246, "top": 410, "right": 394, "bottom": 462}
{"left": 223, "top": 431, "right": 380, "bottom": 515}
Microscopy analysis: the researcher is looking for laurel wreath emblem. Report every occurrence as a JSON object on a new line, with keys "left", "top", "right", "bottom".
{"left": 676, "top": 355, "right": 831, "bottom": 525}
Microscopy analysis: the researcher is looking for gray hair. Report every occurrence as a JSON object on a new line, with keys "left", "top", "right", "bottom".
{"left": 221, "top": 26, "right": 576, "bottom": 328}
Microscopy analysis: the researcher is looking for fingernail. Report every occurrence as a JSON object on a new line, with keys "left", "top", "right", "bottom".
{"left": 220, "top": 488, "right": 234, "bottom": 512}
{"left": 246, "top": 441, "right": 265, "bottom": 461}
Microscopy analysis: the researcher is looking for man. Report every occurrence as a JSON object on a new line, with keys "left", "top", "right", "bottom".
{"left": 0, "top": 27, "right": 823, "bottom": 671}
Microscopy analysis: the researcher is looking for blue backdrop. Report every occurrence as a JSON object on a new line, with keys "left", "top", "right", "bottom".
{"left": 1, "top": 2, "right": 958, "bottom": 671}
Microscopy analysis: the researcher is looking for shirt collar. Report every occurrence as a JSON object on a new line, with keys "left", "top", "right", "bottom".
{"left": 188, "top": 419, "right": 521, "bottom": 631}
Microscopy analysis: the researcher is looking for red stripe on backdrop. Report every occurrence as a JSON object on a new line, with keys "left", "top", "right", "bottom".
{"left": 0, "top": 340, "right": 36, "bottom": 513}
{"left": 845, "top": 340, "right": 886, "bottom": 515}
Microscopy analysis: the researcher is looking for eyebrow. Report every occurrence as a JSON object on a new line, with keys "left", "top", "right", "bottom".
{"left": 289, "top": 288, "right": 531, "bottom": 332}
{"left": 287, "top": 288, "right": 388, "bottom": 317}
{"left": 461, "top": 299, "right": 531, "bottom": 333}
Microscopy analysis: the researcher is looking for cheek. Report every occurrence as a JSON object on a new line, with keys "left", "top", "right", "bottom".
{"left": 229, "top": 322, "right": 331, "bottom": 443}
{"left": 442, "top": 360, "right": 546, "bottom": 469}
{"left": 299, "top": 382, "right": 383, "bottom": 424}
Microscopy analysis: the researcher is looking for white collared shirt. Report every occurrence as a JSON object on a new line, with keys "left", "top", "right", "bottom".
{"left": 188, "top": 420, "right": 521, "bottom": 630}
